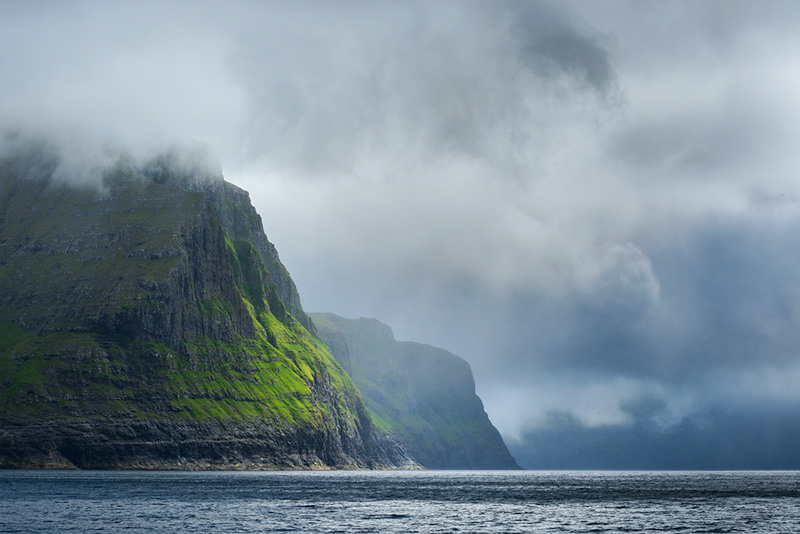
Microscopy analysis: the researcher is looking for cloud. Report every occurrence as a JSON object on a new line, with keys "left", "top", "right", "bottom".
{"left": 500, "top": 0, "right": 616, "bottom": 93}
{"left": 0, "top": 0, "right": 246, "bottom": 173}
{"left": 230, "top": 3, "right": 800, "bottom": 466}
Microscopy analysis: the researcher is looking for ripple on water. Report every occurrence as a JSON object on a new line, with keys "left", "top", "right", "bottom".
{"left": 1, "top": 470, "right": 799, "bottom": 534}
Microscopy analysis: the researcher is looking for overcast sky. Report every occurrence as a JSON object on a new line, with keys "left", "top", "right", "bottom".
{"left": 3, "top": 0, "right": 800, "bottom": 467}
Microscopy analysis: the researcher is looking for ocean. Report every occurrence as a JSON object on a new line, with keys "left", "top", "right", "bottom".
{"left": 1, "top": 470, "right": 798, "bottom": 533}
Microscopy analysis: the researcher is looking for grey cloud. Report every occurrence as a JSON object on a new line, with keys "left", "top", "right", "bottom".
{"left": 227, "top": 0, "right": 617, "bottom": 178}
{"left": 609, "top": 82, "right": 796, "bottom": 176}
{"left": 499, "top": 0, "right": 616, "bottom": 93}
{"left": 228, "top": 2, "right": 800, "bottom": 467}
{"left": 493, "top": 217, "right": 800, "bottom": 381}
{"left": 620, "top": 393, "right": 667, "bottom": 423}
{"left": 0, "top": 0, "right": 245, "bottom": 174}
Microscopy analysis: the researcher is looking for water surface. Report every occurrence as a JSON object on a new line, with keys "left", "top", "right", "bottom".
{"left": 1, "top": 470, "right": 798, "bottom": 533}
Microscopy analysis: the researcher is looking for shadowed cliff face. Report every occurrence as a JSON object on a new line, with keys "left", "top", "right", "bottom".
{"left": 0, "top": 149, "right": 413, "bottom": 469}
{"left": 141, "top": 149, "right": 316, "bottom": 333}
{"left": 311, "top": 313, "right": 520, "bottom": 470}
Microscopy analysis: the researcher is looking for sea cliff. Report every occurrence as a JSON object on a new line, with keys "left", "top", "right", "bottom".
{"left": 0, "top": 142, "right": 515, "bottom": 470}
{"left": 311, "top": 313, "right": 520, "bottom": 469}
{"left": 0, "top": 146, "right": 411, "bottom": 469}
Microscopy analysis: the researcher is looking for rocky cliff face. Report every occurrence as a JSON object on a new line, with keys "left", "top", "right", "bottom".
{"left": 311, "top": 313, "right": 520, "bottom": 469}
{"left": 142, "top": 150, "right": 315, "bottom": 333}
{"left": 0, "top": 147, "right": 413, "bottom": 469}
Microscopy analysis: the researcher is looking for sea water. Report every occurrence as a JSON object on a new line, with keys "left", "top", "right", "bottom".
{"left": 1, "top": 470, "right": 799, "bottom": 533}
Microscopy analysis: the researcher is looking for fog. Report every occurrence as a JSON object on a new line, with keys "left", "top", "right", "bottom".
{"left": 3, "top": 0, "right": 800, "bottom": 467}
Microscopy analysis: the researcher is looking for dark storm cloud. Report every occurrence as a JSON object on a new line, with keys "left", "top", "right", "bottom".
{"left": 511, "top": 405, "right": 800, "bottom": 469}
{"left": 499, "top": 0, "right": 616, "bottom": 93}
{"left": 493, "top": 217, "right": 800, "bottom": 382}
{"left": 3, "top": 0, "right": 800, "bottom": 466}
{"left": 469, "top": 208, "right": 800, "bottom": 443}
